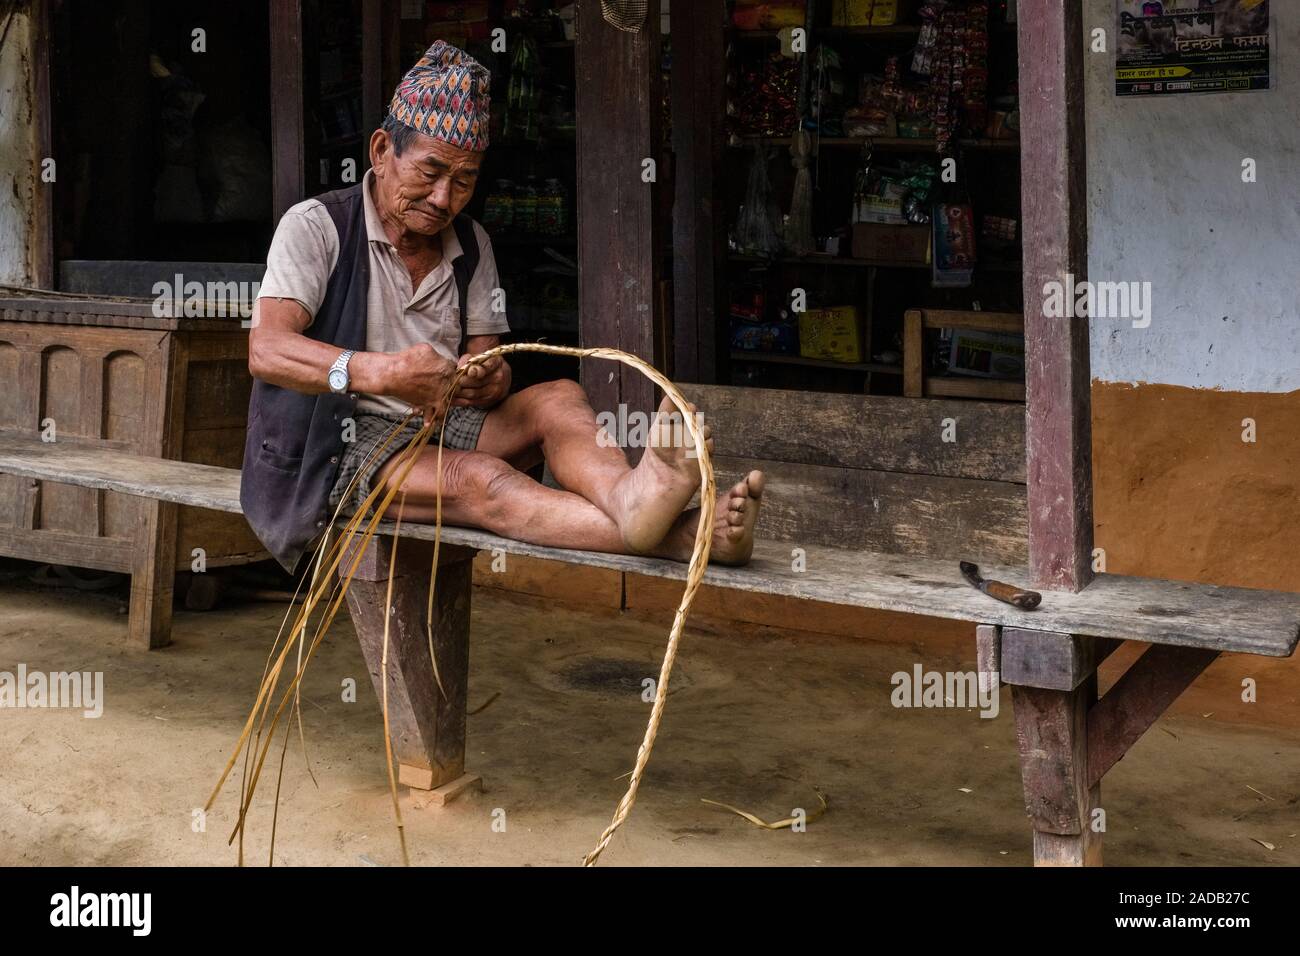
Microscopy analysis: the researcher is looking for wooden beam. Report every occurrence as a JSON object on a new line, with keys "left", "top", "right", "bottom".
{"left": 269, "top": 0, "right": 305, "bottom": 219}
{"left": 1018, "top": 0, "right": 1093, "bottom": 592}
{"left": 670, "top": 0, "right": 725, "bottom": 383}
{"left": 1087, "top": 645, "right": 1219, "bottom": 787}
{"left": 1001, "top": 628, "right": 1121, "bottom": 691}
{"left": 575, "top": 0, "right": 664, "bottom": 421}
{"left": 975, "top": 624, "right": 1002, "bottom": 688}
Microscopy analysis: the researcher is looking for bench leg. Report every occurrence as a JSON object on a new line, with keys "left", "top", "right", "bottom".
{"left": 995, "top": 624, "right": 1222, "bottom": 866}
{"left": 342, "top": 536, "right": 477, "bottom": 799}
{"left": 128, "top": 499, "right": 176, "bottom": 650}
{"left": 1012, "top": 678, "right": 1102, "bottom": 866}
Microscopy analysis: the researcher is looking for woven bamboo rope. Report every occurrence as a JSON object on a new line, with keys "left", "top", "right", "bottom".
{"left": 208, "top": 343, "right": 715, "bottom": 867}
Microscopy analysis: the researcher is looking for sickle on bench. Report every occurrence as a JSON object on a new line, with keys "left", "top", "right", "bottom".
{"left": 959, "top": 561, "right": 1042, "bottom": 611}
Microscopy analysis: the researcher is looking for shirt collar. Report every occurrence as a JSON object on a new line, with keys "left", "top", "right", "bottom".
{"left": 362, "top": 169, "right": 463, "bottom": 261}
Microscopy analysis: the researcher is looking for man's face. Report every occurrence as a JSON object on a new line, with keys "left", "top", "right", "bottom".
{"left": 370, "top": 128, "right": 483, "bottom": 236}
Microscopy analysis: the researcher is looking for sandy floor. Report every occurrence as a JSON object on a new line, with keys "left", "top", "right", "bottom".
{"left": 0, "top": 577, "right": 1296, "bottom": 867}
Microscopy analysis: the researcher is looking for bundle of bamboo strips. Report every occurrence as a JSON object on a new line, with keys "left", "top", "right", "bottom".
{"left": 205, "top": 343, "right": 716, "bottom": 867}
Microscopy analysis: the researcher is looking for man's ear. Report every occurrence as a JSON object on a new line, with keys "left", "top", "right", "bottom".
{"left": 369, "top": 129, "right": 391, "bottom": 175}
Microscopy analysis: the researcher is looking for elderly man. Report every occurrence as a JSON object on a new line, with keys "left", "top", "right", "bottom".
{"left": 243, "top": 41, "right": 762, "bottom": 574}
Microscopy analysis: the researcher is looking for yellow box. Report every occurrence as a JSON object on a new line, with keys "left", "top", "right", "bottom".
{"left": 870, "top": 0, "right": 905, "bottom": 25}
{"left": 799, "top": 306, "right": 863, "bottom": 363}
{"left": 830, "top": 0, "right": 874, "bottom": 26}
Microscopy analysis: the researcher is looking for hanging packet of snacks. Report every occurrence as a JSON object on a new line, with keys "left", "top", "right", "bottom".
{"left": 729, "top": 51, "right": 801, "bottom": 139}
{"left": 734, "top": 147, "right": 784, "bottom": 257}
{"left": 504, "top": 35, "right": 541, "bottom": 142}
{"left": 913, "top": 0, "right": 988, "bottom": 153}
{"left": 807, "top": 45, "right": 846, "bottom": 136}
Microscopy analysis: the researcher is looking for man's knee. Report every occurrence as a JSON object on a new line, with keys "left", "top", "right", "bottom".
{"left": 526, "top": 377, "right": 589, "bottom": 415}
{"left": 443, "top": 452, "right": 527, "bottom": 521}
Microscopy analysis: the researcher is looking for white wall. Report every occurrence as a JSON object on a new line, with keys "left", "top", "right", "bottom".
{"left": 0, "top": 7, "right": 39, "bottom": 287}
{"left": 1084, "top": 0, "right": 1299, "bottom": 392}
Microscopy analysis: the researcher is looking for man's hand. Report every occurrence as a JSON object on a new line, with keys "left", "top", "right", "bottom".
{"left": 454, "top": 350, "right": 511, "bottom": 409}
{"left": 385, "top": 342, "right": 458, "bottom": 424}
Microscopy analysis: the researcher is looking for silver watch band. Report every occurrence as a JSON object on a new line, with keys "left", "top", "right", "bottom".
{"left": 329, "top": 349, "right": 355, "bottom": 393}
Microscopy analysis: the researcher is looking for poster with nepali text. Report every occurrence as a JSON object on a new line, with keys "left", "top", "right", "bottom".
{"left": 1116, "top": 0, "right": 1272, "bottom": 96}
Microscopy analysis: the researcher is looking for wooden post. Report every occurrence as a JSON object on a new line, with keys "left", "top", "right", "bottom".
{"left": 341, "top": 535, "right": 480, "bottom": 801}
{"left": 1004, "top": 626, "right": 1103, "bottom": 866}
{"left": 270, "top": 0, "right": 306, "bottom": 220}
{"left": 31, "top": 0, "right": 54, "bottom": 289}
{"left": 1018, "top": 0, "right": 1093, "bottom": 592}
{"left": 670, "top": 0, "right": 725, "bottom": 384}
{"left": 128, "top": 334, "right": 188, "bottom": 649}
{"left": 575, "top": 0, "right": 664, "bottom": 420}
{"left": 1012, "top": 677, "right": 1102, "bottom": 866}
{"left": 361, "top": 0, "right": 384, "bottom": 146}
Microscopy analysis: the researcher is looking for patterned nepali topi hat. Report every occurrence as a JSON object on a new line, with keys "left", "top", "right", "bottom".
{"left": 388, "top": 40, "right": 491, "bottom": 151}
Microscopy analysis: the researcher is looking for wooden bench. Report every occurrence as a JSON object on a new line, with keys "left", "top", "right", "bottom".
{"left": 2, "top": 411, "right": 1297, "bottom": 866}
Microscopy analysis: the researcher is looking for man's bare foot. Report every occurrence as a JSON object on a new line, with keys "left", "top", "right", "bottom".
{"left": 655, "top": 471, "right": 764, "bottom": 566}
{"left": 609, "top": 396, "right": 712, "bottom": 553}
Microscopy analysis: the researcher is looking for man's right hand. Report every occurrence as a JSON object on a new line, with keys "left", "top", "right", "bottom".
{"left": 385, "top": 342, "right": 458, "bottom": 425}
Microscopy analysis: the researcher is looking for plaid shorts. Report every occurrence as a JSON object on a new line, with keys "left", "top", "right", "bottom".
{"left": 327, "top": 407, "right": 488, "bottom": 518}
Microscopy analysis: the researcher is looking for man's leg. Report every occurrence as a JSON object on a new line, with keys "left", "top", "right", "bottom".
{"left": 374, "top": 444, "right": 763, "bottom": 564}
{"left": 474, "top": 379, "right": 715, "bottom": 553}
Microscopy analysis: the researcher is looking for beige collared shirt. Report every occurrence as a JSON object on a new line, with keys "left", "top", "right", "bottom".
{"left": 257, "top": 169, "right": 509, "bottom": 415}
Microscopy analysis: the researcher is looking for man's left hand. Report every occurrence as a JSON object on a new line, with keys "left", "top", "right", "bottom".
{"left": 454, "top": 352, "right": 511, "bottom": 408}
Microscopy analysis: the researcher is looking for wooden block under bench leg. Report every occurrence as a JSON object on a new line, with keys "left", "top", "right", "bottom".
{"left": 406, "top": 770, "right": 484, "bottom": 809}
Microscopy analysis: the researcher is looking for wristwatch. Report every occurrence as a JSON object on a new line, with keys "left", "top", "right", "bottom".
{"left": 327, "top": 349, "right": 355, "bottom": 394}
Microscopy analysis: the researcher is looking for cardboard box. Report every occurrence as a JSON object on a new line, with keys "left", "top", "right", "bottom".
{"left": 944, "top": 329, "right": 1026, "bottom": 379}
{"left": 851, "top": 222, "right": 931, "bottom": 264}
{"left": 830, "top": 0, "right": 913, "bottom": 25}
{"left": 799, "top": 306, "right": 863, "bottom": 363}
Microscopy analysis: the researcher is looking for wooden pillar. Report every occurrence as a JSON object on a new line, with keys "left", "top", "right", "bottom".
{"left": 269, "top": 0, "right": 306, "bottom": 220}
{"left": 361, "top": 0, "right": 384, "bottom": 144}
{"left": 32, "top": 0, "right": 53, "bottom": 288}
{"left": 670, "top": 0, "right": 725, "bottom": 384}
{"left": 574, "top": 0, "right": 664, "bottom": 420}
{"left": 0, "top": 0, "right": 53, "bottom": 287}
{"left": 381, "top": 0, "right": 402, "bottom": 114}
{"left": 341, "top": 535, "right": 480, "bottom": 800}
{"left": 1018, "top": 0, "right": 1093, "bottom": 592}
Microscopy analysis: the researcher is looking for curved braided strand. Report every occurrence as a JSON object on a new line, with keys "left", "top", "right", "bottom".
{"left": 436, "top": 344, "right": 714, "bottom": 866}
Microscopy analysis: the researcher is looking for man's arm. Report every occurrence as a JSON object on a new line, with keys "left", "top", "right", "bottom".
{"left": 453, "top": 334, "right": 512, "bottom": 408}
{"left": 248, "top": 297, "right": 457, "bottom": 421}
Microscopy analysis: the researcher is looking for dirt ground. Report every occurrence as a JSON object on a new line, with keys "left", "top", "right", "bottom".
{"left": 0, "top": 576, "right": 1296, "bottom": 867}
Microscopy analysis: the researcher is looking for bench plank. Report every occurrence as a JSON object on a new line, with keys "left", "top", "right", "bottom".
{"left": 683, "top": 384, "right": 1027, "bottom": 483}
{"left": 710, "top": 455, "right": 1028, "bottom": 565}
{"left": 1, "top": 435, "right": 1296, "bottom": 657}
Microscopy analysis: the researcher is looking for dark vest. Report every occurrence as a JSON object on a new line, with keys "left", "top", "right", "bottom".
{"left": 241, "top": 184, "right": 480, "bottom": 572}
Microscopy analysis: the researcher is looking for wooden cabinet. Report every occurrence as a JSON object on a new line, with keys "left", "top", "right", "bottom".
{"left": 0, "top": 296, "right": 263, "bottom": 648}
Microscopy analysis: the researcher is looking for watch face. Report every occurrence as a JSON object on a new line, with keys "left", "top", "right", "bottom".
{"left": 328, "top": 368, "right": 347, "bottom": 392}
